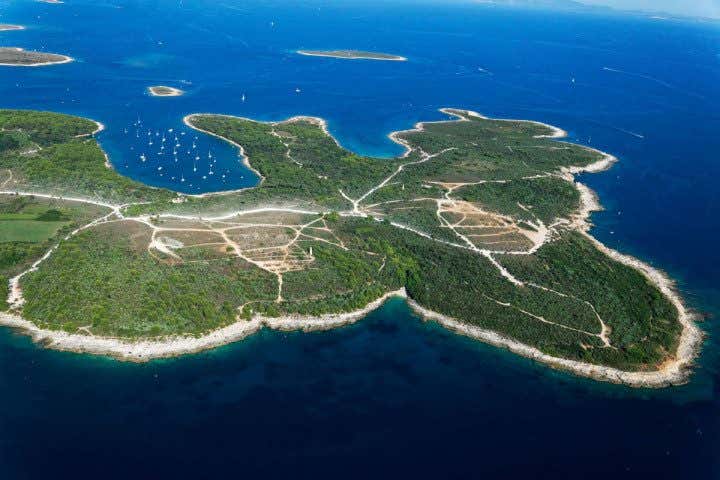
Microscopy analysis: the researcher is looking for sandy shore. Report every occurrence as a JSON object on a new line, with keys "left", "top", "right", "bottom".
{"left": 0, "top": 24, "right": 25, "bottom": 31}
{"left": 1, "top": 108, "right": 702, "bottom": 387}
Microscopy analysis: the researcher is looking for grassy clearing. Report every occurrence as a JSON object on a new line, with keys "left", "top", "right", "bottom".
{"left": 0, "top": 219, "right": 69, "bottom": 243}
{"left": 7, "top": 109, "right": 685, "bottom": 372}
{"left": 0, "top": 194, "right": 111, "bottom": 311}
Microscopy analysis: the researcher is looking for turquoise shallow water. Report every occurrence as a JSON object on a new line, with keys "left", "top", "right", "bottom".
{"left": 0, "top": 0, "right": 719, "bottom": 477}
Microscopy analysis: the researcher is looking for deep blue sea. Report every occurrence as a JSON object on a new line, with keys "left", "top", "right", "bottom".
{"left": 1, "top": 0, "right": 719, "bottom": 478}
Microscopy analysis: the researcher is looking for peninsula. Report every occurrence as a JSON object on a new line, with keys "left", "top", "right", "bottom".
{"left": 297, "top": 49, "right": 407, "bottom": 61}
{"left": 0, "top": 47, "right": 72, "bottom": 66}
{"left": 0, "top": 108, "right": 701, "bottom": 387}
{"left": 147, "top": 86, "right": 184, "bottom": 97}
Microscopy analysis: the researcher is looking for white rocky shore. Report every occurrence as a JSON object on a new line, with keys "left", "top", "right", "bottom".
{"left": 0, "top": 109, "right": 702, "bottom": 388}
{"left": 0, "top": 290, "right": 404, "bottom": 361}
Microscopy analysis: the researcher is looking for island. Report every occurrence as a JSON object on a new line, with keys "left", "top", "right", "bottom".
{"left": 0, "top": 24, "right": 25, "bottom": 31}
{"left": 147, "top": 85, "right": 184, "bottom": 97}
{"left": 297, "top": 49, "right": 407, "bottom": 61}
{"left": 0, "top": 108, "right": 701, "bottom": 387}
{"left": 0, "top": 47, "right": 72, "bottom": 67}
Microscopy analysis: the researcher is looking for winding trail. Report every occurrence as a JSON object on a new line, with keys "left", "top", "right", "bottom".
{"left": 0, "top": 108, "right": 702, "bottom": 387}
{"left": 0, "top": 169, "right": 13, "bottom": 189}
{"left": 340, "top": 147, "right": 456, "bottom": 214}
{"left": 338, "top": 145, "right": 609, "bottom": 342}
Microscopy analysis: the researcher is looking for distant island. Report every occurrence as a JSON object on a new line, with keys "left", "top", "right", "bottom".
{"left": 0, "top": 47, "right": 73, "bottom": 67}
{"left": 0, "top": 108, "right": 701, "bottom": 387}
{"left": 297, "top": 50, "right": 407, "bottom": 61}
{"left": 0, "top": 24, "right": 25, "bottom": 31}
{"left": 147, "top": 86, "right": 184, "bottom": 97}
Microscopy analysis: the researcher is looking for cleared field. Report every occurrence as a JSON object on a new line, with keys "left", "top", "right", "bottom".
{"left": 0, "top": 219, "right": 69, "bottom": 243}
{"left": 0, "top": 193, "right": 112, "bottom": 312}
{"left": 0, "top": 213, "right": 36, "bottom": 220}
{"left": 3, "top": 109, "right": 689, "bottom": 374}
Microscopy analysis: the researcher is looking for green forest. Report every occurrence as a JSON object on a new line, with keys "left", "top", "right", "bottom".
{"left": 1, "top": 109, "right": 685, "bottom": 373}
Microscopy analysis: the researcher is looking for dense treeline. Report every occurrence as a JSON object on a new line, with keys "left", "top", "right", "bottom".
{"left": 333, "top": 218, "right": 680, "bottom": 370}
{"left": 273, "top": 122, "right": 401, "bottom": 198}
{"left": 16, "top": 207, "right": 683, "bottom": 370}
{"left": 0, "top": 110, "right": 97, "bottom": 145}
{"left": 22, "top": 223, "right": 277, "bottom": 337}
{"left": 0, "top": 132, "right": 21, "bottom": 151}
{"left": 0, "top": 110, "right": 174, "bottom": 203}
{"left": 146, "top": 110, "right": 601, "bottom": 233}
{"left": 182, "top": 116, "right": 352, "bottom": 212}
{"left": 268, "top": 241, "right": 398, "bottom": 316}
{"left": 0, "top": 194, "right": 111, "bottom": 311}
{"left": 153, "top": 115, "right": 408, "bottom": 217}
{"left": 6, "top": 109, "right": 685, "bottom": 371}
{"left": 0, "top": 242, "right": 45, "bottom": 310}
{"left": 497, "top": 232, "right": 681, "bottom": 368}
{"left": 457, "top": 176, "right": 581, "bottom": 224}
